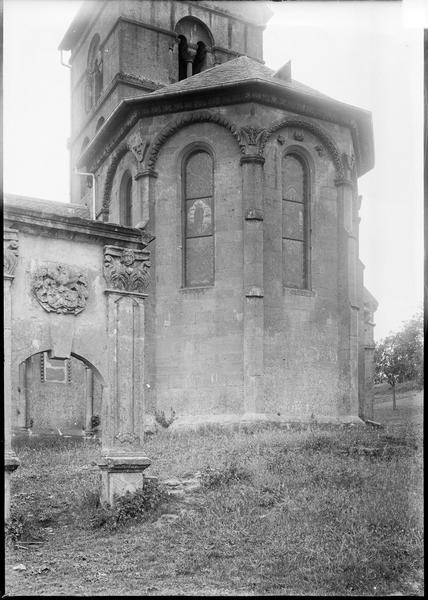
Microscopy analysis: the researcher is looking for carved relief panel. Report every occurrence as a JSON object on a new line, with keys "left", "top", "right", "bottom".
{"left": 32, "top": 263, "right": 89, "bottom": 315}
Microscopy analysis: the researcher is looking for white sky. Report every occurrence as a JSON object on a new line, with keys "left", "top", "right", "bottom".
{"left": 3, "top": 0, "right": 426, "bottom": 341}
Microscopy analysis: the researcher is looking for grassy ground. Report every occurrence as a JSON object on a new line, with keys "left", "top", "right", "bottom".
{"left": 374, "top": 383, "right": 423, "bottom": 426}
{"left": 5, "top": 418, "right": 423, "bottom": 596}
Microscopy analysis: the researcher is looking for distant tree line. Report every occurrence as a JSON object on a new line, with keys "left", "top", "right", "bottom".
{"left": 374, "top": 311, "right": 423, "bottom": 410}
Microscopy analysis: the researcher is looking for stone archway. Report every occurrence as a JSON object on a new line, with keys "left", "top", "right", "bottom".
{"left": 15, "top": 351, "right": 104, "bottom": 438}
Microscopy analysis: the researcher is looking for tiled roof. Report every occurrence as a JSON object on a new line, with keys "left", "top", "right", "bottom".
{"left": 149, "top": 55, "right": 334, "bottom": 102}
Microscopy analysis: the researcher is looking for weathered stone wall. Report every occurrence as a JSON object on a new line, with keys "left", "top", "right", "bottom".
{"left": 153, "top": 121, "right": 244, "bottom": 417}
{"left": 7, "top": 227, "right": 109, "bottom": 389}
{"left": 93, "top": 101, "right": 361, "bottom": 423}
{"left": 263, "top": 125, "right": 342, "bottom": 419}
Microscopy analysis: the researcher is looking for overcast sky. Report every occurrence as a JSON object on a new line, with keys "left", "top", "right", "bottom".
{"left": 3, "top": 0, "right": 426, "bottom": 340}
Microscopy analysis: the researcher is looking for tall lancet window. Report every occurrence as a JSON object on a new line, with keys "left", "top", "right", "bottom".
{"left": 119, "top": 171, "right": 133, "bottom": 226}
{"left": 282, "top": 154, "right": 310, "bottom": 289}
{"left": 183, "top": 150, "right": 214, "bottom": 287}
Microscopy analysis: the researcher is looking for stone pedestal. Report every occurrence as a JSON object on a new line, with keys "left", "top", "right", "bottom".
{"left": 100, "top": 245, "right": 152, "bottom": 505}
{"left": 98, "top": 456, "right": 151, "bottom": 505}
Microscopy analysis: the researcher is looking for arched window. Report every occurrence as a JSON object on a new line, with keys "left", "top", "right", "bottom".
{"left": 183, "top": 150, "right": 214, "bottom": 287}
{"left": 175, "top": 18, "right": 212, "bottom": 80}
{"left": 85, "top": 34, "right": 103, "bottom": 112}
{"left": 95, "top": 116, "right": 105, "bottom": 132}
{"left": 119, "top": 171, "right": 133, "bottom": 226}
{"left": 282, "top": 153, "right": 310, "bottom": 289}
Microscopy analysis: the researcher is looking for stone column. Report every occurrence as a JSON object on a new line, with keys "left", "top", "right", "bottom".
{"left": 4, "top": 228, "right": 20, "bottom": 520}
{"left": 336, "top": 177, "right": 359, "bottom": 417}
{"left": 240, "top": 154, "right": 265, "bottom": 415}
{"left": 134, "top": 169, "right": 157, "bottom": 230}
{"left": 99, "top": 245, "right": 152, "bottom": 506}
{"left": 185, "top": 45, "right": 197, "bottom": 78}
{"left": 138, "top": 170, "right": 158, "bottom": 419}
{"left": 84, "top": 367, "right": 94, "bottom": 437}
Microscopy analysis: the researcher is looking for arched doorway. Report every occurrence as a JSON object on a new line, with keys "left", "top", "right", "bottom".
{"left": 15, "top": 351, "right": 103, "bottom": 437}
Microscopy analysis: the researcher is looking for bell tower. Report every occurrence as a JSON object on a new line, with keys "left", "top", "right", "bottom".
{"left": 59, "top": 0, "right": 272, "bottom": 206}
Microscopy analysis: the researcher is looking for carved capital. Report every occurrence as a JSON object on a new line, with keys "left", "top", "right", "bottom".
{"left": 32, "top": 263, "right": 89, "bottom": 315}
{"left": 185, "top": 46, "right": 197, "bottom": 62}
{"left": 239, "top": 126, "right": 267, "bottom": 156}
{"left": 3, "top": 228, "right": 19, "bottom": 279}
{"left": 103, "top": 246, "right": 151, "bottom": 293}
{"left": 342, "top": 153, "right": 356, "bottom": 178}
{"left": 128, "top": 130, "right": 149, "bottom": 163}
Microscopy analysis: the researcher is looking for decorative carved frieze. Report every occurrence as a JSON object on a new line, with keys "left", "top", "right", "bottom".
{"left": 146, "top": 110, "right": 245, "bottom": 170}
{"left": 102, "top": 143, "right": 131, "bottom": 219}
{"left": 82, "top": 85, "right": 365, "bottom": 177}
{"left": 32, "top": 263, "right": 89, "bottom": 315}
{"left": 262, "top": 118, "right": 345, "bottom": 179}
{"left": 103, "top": 246, "right": 151, "bottom": 293}
{"left": 3, "top": 228, "right": 19, "bottom": 278}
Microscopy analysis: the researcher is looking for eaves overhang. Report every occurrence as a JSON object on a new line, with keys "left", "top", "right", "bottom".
{"left": 78, "top": 77, "right": 374, "bottom": 177}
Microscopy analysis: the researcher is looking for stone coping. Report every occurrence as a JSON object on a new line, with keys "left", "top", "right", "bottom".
{"left": 4, "top": 197, "right": 154, "bottom": 247}
{"left": 98, "top": 456, "right": 151, "bottom": 472}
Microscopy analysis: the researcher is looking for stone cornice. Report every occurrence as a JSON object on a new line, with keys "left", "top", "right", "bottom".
{"left": 4, "top": 206, "right": 154, "bottom": 249}
{"left": 78, "top": 79, "right": 373, "bottom": 177}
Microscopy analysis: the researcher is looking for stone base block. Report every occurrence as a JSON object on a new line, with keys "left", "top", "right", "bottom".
{"left": 169, "top": 412, "right": 365, "bottom": 432}
{"left": 98, "top": 456, "right": 151, "bottom": 506}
